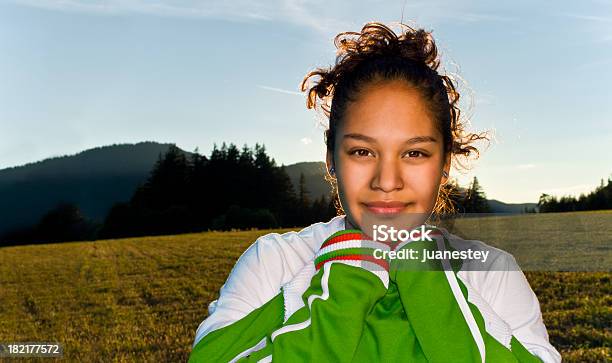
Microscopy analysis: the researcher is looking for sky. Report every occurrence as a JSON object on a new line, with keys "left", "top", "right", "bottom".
{"left": 0, "top": 0, "right": 611, "bottom": 203}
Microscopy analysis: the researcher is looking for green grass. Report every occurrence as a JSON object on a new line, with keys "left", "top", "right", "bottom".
{"left": 0, "top": 212, "right": 610, "bottom": 362}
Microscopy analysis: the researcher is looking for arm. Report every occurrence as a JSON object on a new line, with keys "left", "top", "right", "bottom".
{"left": 242, "top": 237, "right": 392, "bottom": 362}
{"left": 189, "top": 235, "right": 289, "bottom": 362}
{"left": 193, "top": 227, "right": 325, "bottom": 347}
{"left": 189, "top": 291, "right": 285, "bottom": 362}
{"left": 189, "top": 232, "right": 391, "bottom": 362}
{"left": 391, "top": 230, "right": 558, "bottom": 363}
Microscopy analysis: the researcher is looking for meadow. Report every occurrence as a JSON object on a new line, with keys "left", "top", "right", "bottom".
{"left": 0, "top": 211, "right": 610, "bottom": 362}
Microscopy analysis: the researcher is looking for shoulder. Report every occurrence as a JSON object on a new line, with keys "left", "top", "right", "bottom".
{"left": 438, "top": 228, "right": 530, "bottom": 325}
{"left": 442, "top": 229, "right": 520, "bottom": 270}
{"left": 254, "top": 214, "right": 346, "bottom": 259}
{"left": 193, "top": 215, "right": 345, "bottom": 347}
{"left": 439, "top": 228, "right": 527, "bottom": 320}
{"left": 440, "top": 229, "right": 522, "bottom": 296}
{"left": 245, "top": 214, "right": 345, "bottom": 280}
{"left": 219, "top": 215, "right": 346, "bottom": 307}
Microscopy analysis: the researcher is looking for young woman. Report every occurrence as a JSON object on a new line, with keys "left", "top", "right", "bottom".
{"left": 189, "top": 22, "right": 561, "bottom": 363}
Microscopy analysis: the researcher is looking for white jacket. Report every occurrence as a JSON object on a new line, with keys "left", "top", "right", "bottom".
{"left": 193, "top": 215, "right": 562, "bottom": 363}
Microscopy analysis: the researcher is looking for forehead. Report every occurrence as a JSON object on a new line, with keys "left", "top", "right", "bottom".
{"left": 340, "top": 80, "right": 439, "bottom": 140}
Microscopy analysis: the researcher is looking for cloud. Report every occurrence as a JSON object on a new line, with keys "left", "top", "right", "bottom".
{"left": 300, "top": 137, "right": 312, "bottom": 145}
{"left": 394, "top": 0, "right": 518, "bottom": 24}
{"left": 557, "top": 11, "right": 612, "bottom": 68}
{"left": 556, "top": 11, "right": 612, "bottom": 45}
{"left": 9, "top": 0, "right": 275, "bottom": 20}
{"left": 9, "top": 0, "right": 520, "bottom": 35}
{"left": 560, "top": 13, "right": 612, "bottom": 23}
{"left": 257, "top": 84, "right": 302, "bottom": 96}
{"left": 436, "top": 11, "right": 517, "bottom": 23}
{"left": 8, "top": 0, "right": 350, "bottom": 34}
{"left": 576, "top": 57, "right": 612, "bottom": 70}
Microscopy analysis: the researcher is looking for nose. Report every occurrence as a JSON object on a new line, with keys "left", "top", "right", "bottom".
{"left": 371, "top": 156, "right": 403, "bottom": 192}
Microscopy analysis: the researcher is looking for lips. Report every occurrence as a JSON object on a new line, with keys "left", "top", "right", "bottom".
{"left": 363, "top": 201, "right": 408, "bottom": 215}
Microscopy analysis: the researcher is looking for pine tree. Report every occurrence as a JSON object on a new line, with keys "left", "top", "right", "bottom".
{"left": 463, "top": 177, "right": 490, "bottom": 213}
{"left": 298, "top": 172, "right": 310, "bottom": 207}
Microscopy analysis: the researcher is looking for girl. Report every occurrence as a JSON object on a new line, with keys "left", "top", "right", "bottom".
{"left": 189, "top": 22, "right": 561, "bottom": 362}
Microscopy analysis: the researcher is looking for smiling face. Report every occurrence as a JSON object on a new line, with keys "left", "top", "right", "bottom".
{"left": 327, "top": 79, "right": 451, "bottom": 230}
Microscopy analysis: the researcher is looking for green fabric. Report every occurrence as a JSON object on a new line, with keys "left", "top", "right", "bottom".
{"left": 188, "top": 289, "right": 284, "bottom": 363}
{"left": 351, "top": 279, "right": 428, "bottom": 362}
{"left": 511, "top": 336, "right": 545, "bottom": 363}
{"left": 188, "top": 227, "right": 544, "bottom": 362}
{"left": 270, "top": 262, "right": 389, "bottom": 362}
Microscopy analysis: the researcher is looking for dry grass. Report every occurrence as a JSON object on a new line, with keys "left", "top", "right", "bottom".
{"left": 0, "top": 212, "right": 609, "bottom": 362}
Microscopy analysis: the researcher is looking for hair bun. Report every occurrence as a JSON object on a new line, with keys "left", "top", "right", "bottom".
{"left": 334, "top": 23, "right": 439, "bottom": 72}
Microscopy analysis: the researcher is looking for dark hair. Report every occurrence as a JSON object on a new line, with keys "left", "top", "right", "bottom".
{"left": 300, "top": 21, "right": 489, "bottom": 214}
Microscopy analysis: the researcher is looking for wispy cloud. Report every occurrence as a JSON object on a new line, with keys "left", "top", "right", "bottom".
{"left": 558, "top": 11, "right": 612, "bottom": 69}
{"left": 8, "top": 0, "right": 350, "bottom": 34}
{"left": 9, "top": 0, "right": 274, "bottom": 20}
{"left": 257, "top": 84, "right": 302, "bottom": 96}
{"left": 436, "top": 11, "right": 517, "bottom": 23}
{"left": 396, "top": 0, "right": 518, "bottom": 24}
{"left": 576, "top": 57, "right": 612, "bottom": 70}
{"left": 300, "top": 137, "right": 312, "bottom": 145}
{"left": 560, "top": 13, "right": 612, "bottom": 23}
{"left": 557, "top": 11, "right": 612, "bottom": 45}
{"left": 9, "top": 0, "right": 521, "bottom": 35}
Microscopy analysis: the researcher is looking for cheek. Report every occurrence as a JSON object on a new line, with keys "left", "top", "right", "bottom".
{"left": 337, "top": 162, "right": 370, "bottom": 202}
{"left": 403, "top": 163, "right": 442, "bottom": 203}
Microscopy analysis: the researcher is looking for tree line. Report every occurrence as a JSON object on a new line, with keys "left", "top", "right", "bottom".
{"left": 537, "top": 177, "right": 612, "bottom": 213}
{"left": 9, "top": 143, "right": 607, "bottom": 246}
{"left": 1, "top": 143, "right": 337, "bottom": 245}
{"left": 445, "top": 176, "right": 490, "bottom": 214}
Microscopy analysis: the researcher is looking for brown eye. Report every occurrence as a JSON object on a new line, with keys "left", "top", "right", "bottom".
{"left": 350, "top": 148, "right": 373, "bottom": 158}
{"left": 406, "top": 150, "right": 425, "bottom": 158}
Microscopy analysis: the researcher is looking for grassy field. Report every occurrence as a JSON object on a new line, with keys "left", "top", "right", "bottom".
{"left": 442, "top": 210, "right": 612, "bottom": 271}
{"left": 0, "top": 211, "right": 610, "bottom": 362}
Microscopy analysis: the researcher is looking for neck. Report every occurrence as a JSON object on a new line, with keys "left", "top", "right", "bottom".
{"left": 344, "top": 215, "right": 359, "bottom": 230}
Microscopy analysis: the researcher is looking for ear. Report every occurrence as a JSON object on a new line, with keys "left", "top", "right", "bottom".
{"left": 442, "top": 153, "right": 451, "bottom": 182}
{"left": 326, "top": 150, "right": 335, "bottom": 176}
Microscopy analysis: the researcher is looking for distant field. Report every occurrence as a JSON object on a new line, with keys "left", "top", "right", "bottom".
{"left": 444, "top": 210, "right": 612, "bottom": 271}
{"left": 0, "top": 211, "right": 610, "bottom": 362}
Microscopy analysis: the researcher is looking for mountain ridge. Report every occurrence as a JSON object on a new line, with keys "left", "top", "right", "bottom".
{"left": 0, "top": 142, "right": 536, "bottom": 236}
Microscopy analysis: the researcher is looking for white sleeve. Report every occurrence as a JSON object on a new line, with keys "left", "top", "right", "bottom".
{"left": 466, "top": 254, "right": 562, "bottom": 363}
{"left": 192, "top": 234, "right": 286, "bottom": 348}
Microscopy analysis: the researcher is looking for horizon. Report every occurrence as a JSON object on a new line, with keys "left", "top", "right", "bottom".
{"left": 1, "top": 140, "right": 607, "bottom": 205}
{"left": 1, "top": 0, "right": 611, "bottom": 203}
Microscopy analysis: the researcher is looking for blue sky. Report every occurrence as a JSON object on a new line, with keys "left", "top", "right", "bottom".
{"left": 0, "top": 0, "right": 610, "bottom": 203}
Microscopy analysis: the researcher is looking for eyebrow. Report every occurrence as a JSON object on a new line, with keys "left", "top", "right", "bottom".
{"left": 343, "top": 133, "right": 438, "bottom": 145}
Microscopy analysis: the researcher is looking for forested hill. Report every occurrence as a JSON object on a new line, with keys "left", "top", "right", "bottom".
{"left": 0, "top": 142, "right": 182, "bottom": 234}
{"left": 0, "top": 142, "right": 538, "bottom": 239}
{"left": 0, "top": 143, "right": 332, "bottom": 237}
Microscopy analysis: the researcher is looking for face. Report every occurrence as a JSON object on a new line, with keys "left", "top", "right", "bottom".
{"left": 327, "top": 80, "right": 450, "bottom": 230}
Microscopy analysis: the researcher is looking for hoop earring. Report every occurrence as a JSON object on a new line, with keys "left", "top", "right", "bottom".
{"left": 442, "top": 170, "right": 449, "bottom": 178}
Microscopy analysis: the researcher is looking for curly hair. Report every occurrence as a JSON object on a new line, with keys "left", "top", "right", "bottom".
{"left": 300, "top": 21, "right": 489, "bottom": 215}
